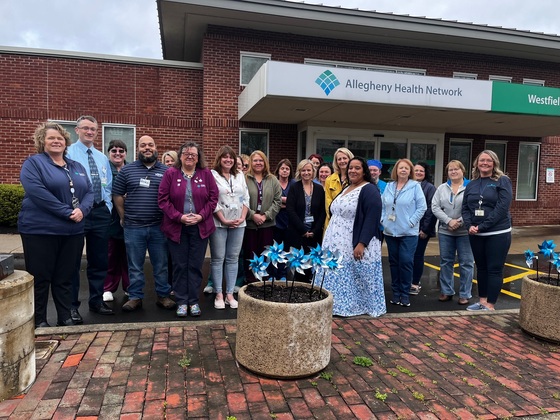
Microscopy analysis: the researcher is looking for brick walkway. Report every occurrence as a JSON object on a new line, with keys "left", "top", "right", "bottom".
{"left": 2, "top": 312, "right": 560, "bottom": 419}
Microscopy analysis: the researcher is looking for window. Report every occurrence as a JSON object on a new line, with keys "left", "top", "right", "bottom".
{"left": 489, "top": 75, "right": 512, "bottom": 83}
{"left": 410, "top": 143, "right": 437, "bottom": 182}
{"left": 304, "top": 58, "right": 426, "bottom": 76}
{"left": 55, "top": 121, "right": 80, "bottom": 144}
{"left": 102, "top": 124, "right": 136, "bottom": 160}
{"left": 453, "top": 72, "right": 477, "bottom": 80}
{"left": 523, "top": 78, "right": 545, "bottom": 86}
{"left": 240, "top": 129, "right": 268, "bottom": 156}
{"left": 485, "top": 141, "right": 507, "bottom": 170}
{"left": 517, "top": 143, "right": 540, "bottom": 200}
{"left": 449, "top": 140, "right": 472, "bottom": 178}
{"left": 379, "top": 140, "right": 407, "bottom": 181}
{"left": 240, "top": 52, "right": 271, "bottom": 86}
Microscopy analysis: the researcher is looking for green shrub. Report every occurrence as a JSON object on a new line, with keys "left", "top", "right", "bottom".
{"left": 0, "top": 184, "right": 25, "bottom": 227}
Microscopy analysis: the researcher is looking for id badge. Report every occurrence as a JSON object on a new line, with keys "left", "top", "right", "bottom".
{"left": 72, "top": 197, "right": 80, "bottom": 209}
{"left": 256, "top": 203, "right": 262, "bottom": 213}
{"left": 304, "top": 215, "right": 314, "bottom": 224}
{"left": 475, "top": 209, "right": 484, "bottom": 217}
{"left": 388, "top": 214, "right": 396, "bottom": 222}
{"left": 139, "top": 178, "right": 151, "bottom": 188}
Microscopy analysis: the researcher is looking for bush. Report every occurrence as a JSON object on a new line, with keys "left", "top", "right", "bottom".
{"left": 0, "top": 184, "right": 24, "bottom": 227}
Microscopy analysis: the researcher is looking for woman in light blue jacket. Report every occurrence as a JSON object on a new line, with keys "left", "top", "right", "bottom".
{"left": 381, "top": 158, "right": 427, "bottom": 307}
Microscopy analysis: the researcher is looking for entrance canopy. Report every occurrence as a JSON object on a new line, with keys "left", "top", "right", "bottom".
{"left": 239, "top": 61, "right": 560, "bottom": 137}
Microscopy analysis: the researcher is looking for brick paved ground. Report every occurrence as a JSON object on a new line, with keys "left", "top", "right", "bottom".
{"left": 2, "top": 312, "right": 560, "bottom": 419}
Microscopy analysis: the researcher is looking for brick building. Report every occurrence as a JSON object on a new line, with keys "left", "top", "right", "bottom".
{"left": 3, "top": 0, "right": 560, "bottom": 225}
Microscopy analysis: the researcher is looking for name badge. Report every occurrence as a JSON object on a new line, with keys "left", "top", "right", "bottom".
{"left": 139, "top": 178, "right": 151, "bottom": 188}
{"left": 304, "top": 215, "right": 314, "bottom": 224}
{"left": 388, "top": 214, "right": 396, "bottom": 221}
{"left": 475, "top": 209, "right": 484, "bottom": 217}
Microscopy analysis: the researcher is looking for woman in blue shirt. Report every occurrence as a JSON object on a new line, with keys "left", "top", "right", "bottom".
{"left": 381, "top": 158, "right": 427, "bottom": 307}
{"left": 19, "top": 122, "right": 93, "bottom": 328}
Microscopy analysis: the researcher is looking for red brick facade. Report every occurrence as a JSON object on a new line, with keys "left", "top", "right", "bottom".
{"left": 2, "top": 24, "right": 560, "bottom": 224}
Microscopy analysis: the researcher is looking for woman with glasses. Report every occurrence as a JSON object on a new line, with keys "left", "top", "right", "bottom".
{"left": 432, "top": 160, "right": 473, "bottom": 305}
{"left": 462, "top": 150, "right": 512, "bottom": 311}
{"left": 19, "top": 122, "right": 94, "bottom": 327}
{"left": 158, "top": 142, "right": 219, "bottom": 317}
{"left": 102, "top": 140, "right": 129, "bottom": 302}
{"left": 243, "top": 150, "right": 282, "bottom": 283}
{"left": 209, "top": 146, "right": 250, "bottom": 309}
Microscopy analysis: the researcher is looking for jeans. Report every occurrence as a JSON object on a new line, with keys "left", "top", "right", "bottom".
{"left": 438, "top": 234, "right": 474, "bottom": 299}
{"left": 168, "top": 225, "right": 207, "bottom": 305}
{"left": 469, "top": 232, "right": 511, "bottom": 304}
{"left": 209, "top": 226, "right": 245, "bottom": 294}
{"left": 385, "top": 235, "right": 418, "bottom": 304}
{"left": 72, "top": 205, "right": 111, "bottom": 309}
{"left": 124, "top": 225, "right": 170, "bottom": 300}
{"left": 412, "top": 235, "right": 431, "bottom": 286}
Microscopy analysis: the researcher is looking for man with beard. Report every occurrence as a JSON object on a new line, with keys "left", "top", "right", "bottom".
{"left": 67, "top": 115, "right": 114, "bottom": 321}
{"left": 112, "top": 136, "right": 175, "bottom": 312}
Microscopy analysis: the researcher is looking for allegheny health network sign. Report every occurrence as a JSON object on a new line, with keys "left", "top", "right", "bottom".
{"left": 242, "top": 61, "right": 560, "bottom": 118}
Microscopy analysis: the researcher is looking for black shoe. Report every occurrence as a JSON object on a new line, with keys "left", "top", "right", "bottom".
{"left": 70, "top": 308, "right": 83, "bottom": 324}
{"left": 89, "top": 303, "right": 114, "bottom": 315}
{"left": 56, "top": 318, "right": 75, "bottom": 327}
{"left": 35, "top": 321, "right": 51, "bottom": 328}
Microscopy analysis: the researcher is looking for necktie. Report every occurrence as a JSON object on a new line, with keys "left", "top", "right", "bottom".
{"left": 87, "top": 149, "right": 102, "bottom": 203}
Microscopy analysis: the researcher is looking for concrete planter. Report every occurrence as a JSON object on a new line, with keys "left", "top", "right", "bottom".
{"left": 235, "top": 281, "right": 333, "bottom": 379}
{"left": 519, "top": 275, "right": 560, "bottom": 343}
{"left": 0, "top": 270, "right": 35, "bottom": 401}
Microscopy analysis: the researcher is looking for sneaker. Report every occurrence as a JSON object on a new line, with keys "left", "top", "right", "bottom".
{"left": 157, "top": 296, "right": 177, "bottom": 309}
{"left": 214, "top": 298, "right": 225, "bottom": 310}
{"left": 103, "top": 291, "right": 114, "bottom": 302}
{"left": 189, "top": 304, "right": 201, "bottom": 316}
{"left": 401, "top": 300, "right": 411, "bottom": 307}
{"left": 233, "top": 286, "right": 241, "bottom": 293}
{"left": 466, "top": 302, "right": 490, "bottom": 311}
{"left": 176, "top": 304, "right": 188, "bottom": 317}
{"left": 225, "top": 297, "right": 238, "bottom": 309}
{"left": 409, "top": 285, "right": 421, "bottom": 295}
{"left": 203, "top": 285, "right": 215, "bottom": 294}
{"left": 122, "top": 298, "right": 142, "bottom": 312}
{"left": 389, "top": 299, "right": 401, "bottom": 306}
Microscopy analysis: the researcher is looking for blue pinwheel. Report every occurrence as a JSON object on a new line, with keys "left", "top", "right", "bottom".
{"left": 248, "top": 252, "right": 270, "bottom": 281}
{"left": 538, "top": 240, "right": 556, "bottom": 258}
{"left": 262, "top": 240, "right": 288, "bottom": 268}
{"left": 307, "top": 244, "right": 325, "bottom": 272}
{"left": 552, "top": 253, "right": 560, "bottom": 273}
{"left": 323, "top": 250, "right": 343, "bottom": 271}
{"left": 286, "top": 247, "right": 312, "bottom": 275}
{"left": 524, "top": 249, "right": 536, "bottom": 268}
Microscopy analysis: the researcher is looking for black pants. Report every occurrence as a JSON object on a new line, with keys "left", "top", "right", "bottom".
{"left": 21, "top": 233, "right": 84, "bottom": 325}
{"left": 72, "top": 205, "right": 111, "bottom": 309}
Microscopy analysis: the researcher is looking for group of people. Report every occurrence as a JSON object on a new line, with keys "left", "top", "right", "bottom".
{"left": 19, "top": 117, "right": 512, "bottom": 327}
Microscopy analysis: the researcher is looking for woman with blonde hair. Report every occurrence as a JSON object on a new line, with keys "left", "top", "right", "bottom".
{"left": 462, "top": 150, "right": 512, "bottom": 311}
{"left": 381, "top": 158, "right": 427, "bottom": 307}
{"left": 161, "top": 150, "right": 178, "bottom": 167}
{"left": 243, "top": 150, "right": 282, "bottom": 282}
{"left": 324, "top": 147, "right": 354, "bottom": 229}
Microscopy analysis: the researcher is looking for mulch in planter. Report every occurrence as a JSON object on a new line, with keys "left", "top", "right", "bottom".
{"left": 244, "top": 283, "right": 328, "bottom": 303}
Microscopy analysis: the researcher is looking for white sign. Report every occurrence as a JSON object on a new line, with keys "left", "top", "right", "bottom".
{"left": 546, "top": 168, "right": 555, "bottom": 183}
{"left": 265, "top": 61, "right": 493, "bottom": 111}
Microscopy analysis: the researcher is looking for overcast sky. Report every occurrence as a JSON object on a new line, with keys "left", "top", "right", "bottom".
{"left": 1, "top": 0, "right": 559, "bottom": 60}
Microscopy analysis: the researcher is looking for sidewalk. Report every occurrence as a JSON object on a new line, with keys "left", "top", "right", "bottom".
{"left": 2, "top": 312, "right": 560, "bottom": 418}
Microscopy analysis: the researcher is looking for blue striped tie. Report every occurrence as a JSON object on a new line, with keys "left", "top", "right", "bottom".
{"left": 87, "top": 149, "right": 102, "bottom": 203}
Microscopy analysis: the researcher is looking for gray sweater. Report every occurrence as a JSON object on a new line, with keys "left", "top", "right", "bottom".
{"left": 431, "top": 179, "right": 469, "bottom": 236}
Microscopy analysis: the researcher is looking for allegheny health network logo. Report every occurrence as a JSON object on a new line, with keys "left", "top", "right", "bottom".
{"left": 315, "top": 70, "right": 340, "bottom": 96}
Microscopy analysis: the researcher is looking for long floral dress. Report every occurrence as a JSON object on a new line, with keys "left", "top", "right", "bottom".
{"left": 317, "top": 185, "right": 386, "bottom": 317}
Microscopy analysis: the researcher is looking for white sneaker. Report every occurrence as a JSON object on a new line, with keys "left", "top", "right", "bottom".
{"left": 225, "top": 298, "right": 238, "bottom": 309}
{"left": 214, "top": 298, "right": 225, "bottom": 310}
{"left": 103, "top": 291, "right": 114, "bottom": 302}
{"left": 203, "top": 285, "right": 215, "bottom": 294}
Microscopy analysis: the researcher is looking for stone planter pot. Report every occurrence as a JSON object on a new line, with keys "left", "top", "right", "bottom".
{"left": 0, "top": 270, "right": 35, "bottom": 401}
{"left": 519, "top": 275, "right": 560, "bottom": 343}
{"left": 235, "top": 281, "right": 333, "bottom": 379}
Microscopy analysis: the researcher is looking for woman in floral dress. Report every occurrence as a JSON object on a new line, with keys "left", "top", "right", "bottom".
{"left": 318, "top": 157, "right": 386, "bottom": 317}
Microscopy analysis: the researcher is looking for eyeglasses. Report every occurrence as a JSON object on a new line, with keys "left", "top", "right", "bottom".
{"left": 182, "top": 152, "right": 197, "bottom": 158}
{"left": 78, "top": 126, "right": 97, "bottom": 132}
{"left": 110, "top": 149, "right": 125, "bottom": 154}
{"left": 243, "top": 164, "right": 249, "bottom": 169}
